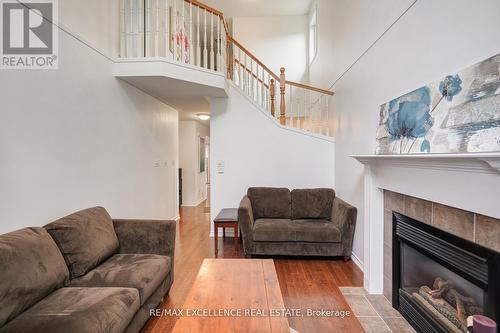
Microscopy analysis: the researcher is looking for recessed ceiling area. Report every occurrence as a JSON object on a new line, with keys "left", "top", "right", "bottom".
{"left": 202, "top": 0, "right": 313, "bottom": 18}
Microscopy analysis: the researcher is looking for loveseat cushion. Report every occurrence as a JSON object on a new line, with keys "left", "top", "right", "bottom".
{"left": 69, "top": 254, "right": 171, "bottom": 305}
{"left": 293, "top": 219, "right": 341, "bottom": 243}
{"left": 291, "top": 188, "right": 335, "bottom": 220}
{"left": 253, "top": 218, "right": 295, "bottom": 242}
{"left": 45, "top": 207, "right": 119, "bottom": 279}
{"left": 0, "top": 227, "right": 69, "bottom": 327}
{"left": 247, "top": 187, "right": 291, "bottom": 219}
{"left": 0, "top": 287, "right": 140, "bottom": 333}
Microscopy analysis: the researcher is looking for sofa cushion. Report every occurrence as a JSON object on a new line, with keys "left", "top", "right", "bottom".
{"left": 45, "top": 207, "right": 119, "bottom": 279}
{"left": 291, "top": 188, "right": 335, "bottom": 220}
{"left": 69, "top": 254, "right": 170, "bottom": 305}
{"left": 247, "top": 187, "right": 291, "bottom": 219}
{"left": 0, "top": 227, "right": 69, "bottom": 327}
{"left": 293, "top": 219, "right": 342, "bottom": 243}
{"left": 0, "top": 287, "right": 140, "bottom": 333}
{"left": 253, "top": 218, "right": 295, "bottom": 242}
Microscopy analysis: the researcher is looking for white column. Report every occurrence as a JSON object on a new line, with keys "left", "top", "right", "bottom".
{"left": 363, "top": 165, "right": 384, "bottom": 294}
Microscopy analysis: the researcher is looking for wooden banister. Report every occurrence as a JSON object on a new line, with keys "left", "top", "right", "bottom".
{"left": 186, "top": 0, "right": 223, "bottom": 17}
{"left": 285, "top": 80, "right": 335, "bottom": 96}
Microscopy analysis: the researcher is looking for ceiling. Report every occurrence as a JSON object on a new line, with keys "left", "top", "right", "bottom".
{"left": 202, "top": 0, "right": 313, "bottom": 18}
{"left": 170, "top": 97, "right": 211, "bottom": 123}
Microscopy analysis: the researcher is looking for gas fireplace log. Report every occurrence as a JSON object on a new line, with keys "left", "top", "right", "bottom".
{"left": 430, "top": 278, "right": 482, "bottom": 320}
{"left": 412, "top": 292, "right": 464, "bottom": 333}
{"left": 419, "top": 286, "right": 468, "bottom": 332}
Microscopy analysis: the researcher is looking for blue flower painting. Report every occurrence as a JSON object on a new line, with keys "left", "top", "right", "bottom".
{"left": 439, "top": 75, "right": 462, "bottom": 102}
{"left": 376, "top": 53, "right": 500, "bottom": 154}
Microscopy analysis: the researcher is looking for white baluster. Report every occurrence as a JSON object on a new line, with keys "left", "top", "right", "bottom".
{"left": 145, "top": 0, "right": 150, "bottom": 57}
{"left": 120, "top": 0, "right": 125, "bottom": 57}
{"left": 203, "top": 10, "right": 207, "bottom": 68}
{"left": 165, "top": 0, "right": 170, "bottom": 58}
{"left": 238, "top": 47, "right": 245, "bottom": 90}
{"left": 260, "top": 67, "right": 265, "bottom": 107}
{"left": 130, "top": 0, "right": 136, "bottom": 57}
{"left": 196, "top": 6, "right": 200, "bottom": 66}
{"left": 189, "top": 2, "right": 193, "bottom": 65}
{"left": 216, "top": 16, "right": 221, "bottom": 71}
{"left": 209, "top": 13, "right": 214, "bottom": 70}
{"left": 155, "top": 0, "right": 160, "bottom": 56}
{"left": 129, "top": 0, "right": 133, "bottom": 57}
{"left": 180, "top": 0, "right": 184, "bottom": 63}
{"left": 243, "top": 53, "right": 248, "bottom": 93}
{"left": 172, "top": 0, "right": 177, "bottom": 60}
{"left": 325, "top": 95, "right": 330, "bottom": 136}
{"left": 249, "top": 59, "right": 254, "bottom": 100}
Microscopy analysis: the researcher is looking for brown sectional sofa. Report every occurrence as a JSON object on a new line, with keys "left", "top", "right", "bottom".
{"left": 0, "top": 207, "right": 175, "bottom": 333}
{"left": 238, "top": 187, "right": 357, "bottom": 258}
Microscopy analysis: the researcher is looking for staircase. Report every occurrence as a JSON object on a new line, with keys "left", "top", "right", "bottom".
{"left": 119, "top": 0, "right": 334, "bottom": 137}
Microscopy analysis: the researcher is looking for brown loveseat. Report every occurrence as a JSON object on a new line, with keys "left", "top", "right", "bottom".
{"left": 238, "top": 188, "right": 357, "bottom": 258}
{"left": 0, "top": 207, "right": 175, "bottom": 333}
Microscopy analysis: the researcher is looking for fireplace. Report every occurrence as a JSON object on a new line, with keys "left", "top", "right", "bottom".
{"left": 392, "top": 212, "right": 500, "bottom": 333}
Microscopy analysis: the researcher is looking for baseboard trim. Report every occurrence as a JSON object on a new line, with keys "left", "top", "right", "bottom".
{"left": 181, "top": 198, "right": 206, "bottom": 207}
{"left": 351, "top": 252, "right": 364, "bottom": 272}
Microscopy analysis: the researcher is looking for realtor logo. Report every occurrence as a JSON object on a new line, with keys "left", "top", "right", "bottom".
{"left": 1, "top": 0, "right": 58, "bottom": 69}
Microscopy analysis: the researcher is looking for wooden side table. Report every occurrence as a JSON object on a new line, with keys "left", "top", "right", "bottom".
{"left": 213, "top": 208, "right": 239, "bottom": 255}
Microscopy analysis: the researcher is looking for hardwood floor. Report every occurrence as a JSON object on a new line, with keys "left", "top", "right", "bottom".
{"left": 142, "top": 203, "right": 364, "bottom": 333}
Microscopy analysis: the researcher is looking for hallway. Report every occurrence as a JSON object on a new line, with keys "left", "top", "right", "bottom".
{"left": 142, "top": 203, "right": 364, "bottom": 333}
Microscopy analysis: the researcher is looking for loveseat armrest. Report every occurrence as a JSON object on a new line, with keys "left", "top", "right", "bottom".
{"left": 113, "top": 219, "right": 176, "bottom": 262}
{"left": 238, "top": 196, "right": 255, "bottom": 255}
{"left": 331, "top": 197, "right": 357, "bottom": 257}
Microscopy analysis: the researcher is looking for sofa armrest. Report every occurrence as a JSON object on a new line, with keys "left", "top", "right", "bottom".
{"left": 238, "top": 196, "right": 255, "bottom": 255}
{"left": 331, "top": 197, "right": 357, "bottom": 257}
{"left": 113, "top": 219, "right": 176, "bottom": 263}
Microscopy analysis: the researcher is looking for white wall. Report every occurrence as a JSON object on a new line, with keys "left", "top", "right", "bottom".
{"left": 210, "top": 84, "right": 335, "bottom": 232}
{"left": 232, "top": 15, "right": 308, "bottom": 81}
{"left": 0, "top": 4, "right": 179, "bottom": 234}
{"left": 59, "top": 0, "right": 120, "bottom": 58}
{"left": 309, "top": 0, "right": 500, "bottom": 265}
{"left": 179, "top": 121, "right": 209, "bottom": 206}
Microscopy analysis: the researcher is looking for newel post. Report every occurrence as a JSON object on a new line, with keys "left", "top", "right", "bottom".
{"left": 270, "top": 79, "right": 276, "bottom": 117}
{"left": 279, "top": 67, "right": 286, "bottom": 125}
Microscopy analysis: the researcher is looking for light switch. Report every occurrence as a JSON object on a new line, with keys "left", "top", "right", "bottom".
{"left": 216, "top": 160, "right": 225, "bottom": 174}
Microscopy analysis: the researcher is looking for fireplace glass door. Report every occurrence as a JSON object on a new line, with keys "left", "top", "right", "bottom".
{"left": 400, "top": 243, "right": 485, "bottom": 332}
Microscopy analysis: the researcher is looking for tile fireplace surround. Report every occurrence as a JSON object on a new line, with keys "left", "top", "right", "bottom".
{"left": 382, "top": 190, "right": 500, "bottom": 301}
{"left": 352, "top": 153, "right": 500, "bottom": 295}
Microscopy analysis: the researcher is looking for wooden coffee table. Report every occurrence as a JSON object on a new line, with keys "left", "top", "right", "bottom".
{"left": 172, "top": 259, "right": 290, "bottom": 333}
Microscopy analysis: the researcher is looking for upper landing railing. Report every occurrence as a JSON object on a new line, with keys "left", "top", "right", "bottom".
{"left": 119, "top": 0, "right": 335, "bottom": 136}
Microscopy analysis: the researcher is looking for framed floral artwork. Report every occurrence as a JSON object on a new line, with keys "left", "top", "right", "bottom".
{"left": 375, "top": 53, "right": 500, "bottom": 154}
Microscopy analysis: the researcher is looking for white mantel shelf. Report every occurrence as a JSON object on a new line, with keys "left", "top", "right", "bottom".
{"left": 351, "top": 152, "right": 500, "bottom": 174}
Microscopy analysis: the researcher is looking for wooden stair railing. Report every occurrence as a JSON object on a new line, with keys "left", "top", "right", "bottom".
{"left": 120, "top": 0, "right": 335, "bottom": 136}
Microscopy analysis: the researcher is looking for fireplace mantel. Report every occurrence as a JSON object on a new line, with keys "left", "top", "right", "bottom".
{"left": 350, "top": 152, "right": 500, "bottom": 294}
{"left": 351, "top": 152, "right": 500, "bottom": 174}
